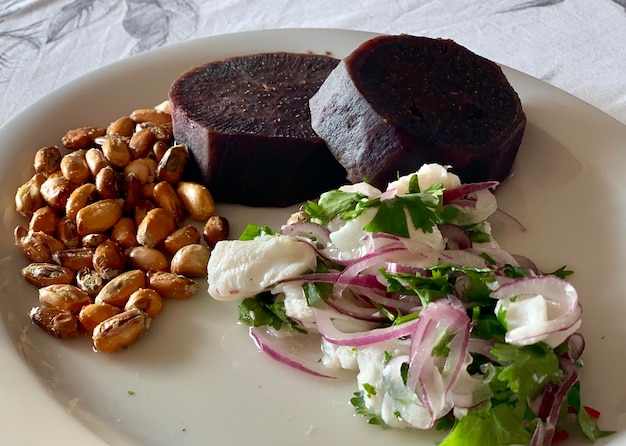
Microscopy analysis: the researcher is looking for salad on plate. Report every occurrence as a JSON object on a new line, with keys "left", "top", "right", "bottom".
{"left": 207, "top": 163, "right": 612, "bottom": 445}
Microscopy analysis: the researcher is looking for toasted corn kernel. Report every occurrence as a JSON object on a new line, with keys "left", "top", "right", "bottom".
{"left": 29, "top": 206, "right": 58, "bottom": 235}
{"left": 140, "top": 182, "right": 155, "bottom": 199}
{"left": 61, "top": 126, "right": 106, "bottom": 150}
{"left": 75, "top": 267, "right": 104, "bottom": 297}
{"left": 110, "top": 217, "right": 138, "bottom": 249}
{"left": 14, "top": 225, "right": 28, "bottom": 242}
{"left": 85, "top": 148, "right": 109, "bottom": 177}
{"left": 203, "top": 215, "right": 230, "bottom": 247}
{"left": 156, "top": 144, "right": 188, "bottom": 184}
{"left": 176, "top": 181, "right": 215, "bottom": 221}
{"left": 34, "top": 146, "right": 62, "bottom": 177}
{"left": 170, "top": 244, "right": 210, "bottom": 277}
{"left": 81, "top": 233, "right": 109, "bottom": 249}
{"left": 122, "top": 173, "right": 142, "bottom": 214}
{"left": 286, "top": 211, "right": 309, "bottom": 225}
{"left": 124, "top": 288, "right": 163, "bottom": 318}
{"left": 147, "top": 270, "right": 199, "bottom": 299}
{"left": 143, "top": 122, "right": 172, "bottom": 142}
{"left": 30, "top": 306, "right": 81, "bottom": 339}
{"left": 78, "top": 302, "right": 120, "bottom": 334}
{"left": 123, "top": 158, "right": 157, "bottom": 184}
{"left": 101, "top": 135, "right": 131, "bottom": 168}
{"left": 93, "top": 240, "right": 126, "bottom": 280}
{"left": 153, "top": 181, "right": 185, "bottom": 225}
{"left": 152, "top": 140, "right": 168, "bottom": 161}
{"left": 17, "top": 231, "right": 65, "bottom": 263}
{"left": 21, "top": 263, "right": 75, "bottom": 287}
{"left": 95, "top": 165, "right": 121, "bottom": 200}
{"left": 153, "top": 100, "right": 170, "bottom": 114}
{"left": 56, "top": 216, "right": 80, "bottom": 249}
{"left": 76, "top": 199, "right": 122, "bottom": 236}
{"left": 107, "top": 116, "right": 135, "bottom": 138}
{"left": 127, "top": 246, "right": 168, "bottom": 272}
{"left": 60, "top": 149, "right": 91, "bottom": 185}
{"left": 128, "top": 128, "right": 156, "bottom": 159}
{"left": 52, "top": 247, "right": 94, "bottom": 271}
{"left": 92, "top": 308, "right": 149, "bottom": 352}
{"left": 15, "top": 173, "right": 46, "bottom": 217}
{"left": 40, "top": 175, "right": 74, "bottom": 210}
{"left": 130, "top": 108, "right": 172, "bottom": 125}
{"left": 136, "top": 207, "right": 175, "bottom": 248}
{"left": 38, "top": 284, "right": 92, "bottom": 313}
{"left": 65, "top": 183, "right": 98, "bottom": 220}
{"left": 95, "top": 269, "right": 145, "bottom": 307}
{"left": 130, "top": 108, "right": 171, "bottom": 126}
{"left": 133, "top": 199, "right": 155, "bottom": 227}
{"left": 163, "top": 225, "right": 201, "bottom": 256}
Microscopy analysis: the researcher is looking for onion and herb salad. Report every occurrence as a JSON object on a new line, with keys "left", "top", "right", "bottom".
{"left": 207, "top": 164, "right": 612, "bottom": 445}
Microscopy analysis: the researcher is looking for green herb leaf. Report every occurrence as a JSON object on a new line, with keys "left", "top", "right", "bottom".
{"left": 382, "top": 269, "right": 452, "bottom": 306}
{"left": 568, "top": 383, "right": 615, "bottom": 441}
{"left": 547, "top": 265, "right": 574, "bottom": 279}
{"left": 238, "top": 292, "right": 306, "bottom": 334}
{"left": 491, "top": 343, "right": 560, "bottom": 403}
{"left": 238, "top": 224, "right": 278, "bottom": 241}
{"left": 439, "top": 403, "right": 532, "bottom": 446}
{"left": 502, "top": 264, "right": 534, "bottom": 278}
{"left": 362, "top": 383, "right": 377, "bottom": 398}
{"left": 350, "top": 391, "right": 386, "bottom": 426}
{"left": 364, "top": 189, "right": 445, "bottom": 236}
{"left": 303, "top": 190, "right": 367, "bottom": 225}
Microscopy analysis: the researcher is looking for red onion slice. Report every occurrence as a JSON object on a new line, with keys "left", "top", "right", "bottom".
{"left": 443, "top": 181, "right": 499, "bottom": 203}
{"left": 530, "top": 357, "right": 579, "bottom": 446}
{"left": 312, "top": 307, "right": 420, "bottom": 347}
{"left": 249, "top": 327, "right": 337, "bottom": 379}
{"left": 281, "top": 221, "right": 332, "bottom": 244}
{"left": 439, "top": 223, "right": 472, "bottom": 250}
{"left": 381, "top": 298, "right": 474, "bottom": 429}
{"left": 491, "top": 276, "right": 582, "bottom": 348}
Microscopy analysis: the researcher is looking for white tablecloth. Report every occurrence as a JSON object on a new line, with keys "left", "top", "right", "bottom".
{"left": 1, "top": 0, "right": 625, "bottom": 128}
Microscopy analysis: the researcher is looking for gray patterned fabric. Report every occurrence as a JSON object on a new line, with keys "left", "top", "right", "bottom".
{"left": 1, "top": 0, "right": 625, "bottom": 125}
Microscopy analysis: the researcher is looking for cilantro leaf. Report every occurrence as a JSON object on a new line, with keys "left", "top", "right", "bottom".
{"left": 364, "top": 198, "right": 412, "bottom": 237}
{"left": 382, "top": 269, "right": 452, "bottom": 306}
{"left": 547, "top": 265, "right": 574, "bottom": 279}
{"left": 301, "top": 259, "right": 334, "bottom": 308}
{"left": 502, "top": 264, "right": 534, "bottom": 278}
{"left": 470, "top": 306, "right": 506, "bottom": 341}
{"left": 350, "top": 391, "right": 386, "bottom": 426}
{"left": 238, "top": 224, "right": 278, "bottom": 240}
{"left": 491, "top": 343, "right": 560, "bottom": 403}
{"left": 567, "top": 382, "right": 615, "bottom": 441}
{"left": 439, "top": 403, "right": 532, "bottom": 446}
{"left": 238, "top": 292, "right": 306, "bottom": 334}
{"left": 364, "top": 190, "right": 444, "bottom": 236}
{"left": 303, "top": 190, "right": 366, "bottom": 225}
{"left": 362, "top": 383, "right": 377, "bottom": 397}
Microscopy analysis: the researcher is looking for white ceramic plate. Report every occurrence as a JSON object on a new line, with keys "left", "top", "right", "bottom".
{"left": 1, "top": 28, "right": 625, "bottom": 446}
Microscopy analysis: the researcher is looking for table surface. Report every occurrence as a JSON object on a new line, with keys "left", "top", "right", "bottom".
{"left": 1, "top": 0, "right": 625, "bottom": 128}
